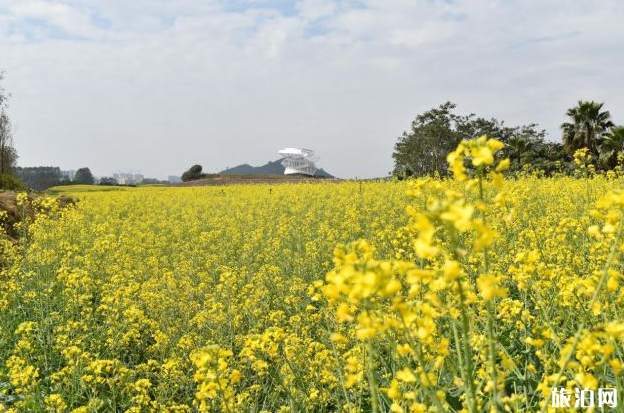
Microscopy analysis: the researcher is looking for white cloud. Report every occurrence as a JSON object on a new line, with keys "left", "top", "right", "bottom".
{"left": 7, "top": 0, "right": 105, "bottom": 39}
{"left": 296, "top": 0, "right": 337, "bottom": 21}
{"left": 1, "top": 0, "right": 623, "bottom": 178}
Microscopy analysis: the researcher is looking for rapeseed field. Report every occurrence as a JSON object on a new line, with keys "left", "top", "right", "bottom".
{"left": 1, "top": 138, "right": 624, "bottom": 412}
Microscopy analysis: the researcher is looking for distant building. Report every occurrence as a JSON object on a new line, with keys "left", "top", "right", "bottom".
{"left": 60, "top": 170, "right": 76, "bottom": 181}
{"left": 278, "top": 148, "right": 318, "bottom": 176}
{"left": 113, "top": 172, "right": 144, "bottom": 185}
{"left": 168, "top": 175, "right": 182, "bottom": 184}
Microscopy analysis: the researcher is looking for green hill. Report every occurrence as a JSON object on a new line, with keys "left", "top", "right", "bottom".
{"left": 219, "top": 159, "right": 334, "bottom": 178}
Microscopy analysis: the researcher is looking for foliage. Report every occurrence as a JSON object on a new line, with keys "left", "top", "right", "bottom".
{"left": 181, "top": 164, "right": 206, "bottom": 182}
{"left": 14, "top": 167, "right": 62, "bottom": 192}
{"left": 561, "top": 100, "right": 614, "bottom": 156}
{"left": 98, "top": 177, "right": 118, "bottom": 186}
{"left": 598, "top": 126, "right": 624, "bottom": 169}
{"left": 392, "top": 102, "right": 460, "bottom": 177}
{"left": 0, "top": 72, "right": 17, "bottom": 176}
{"left": 392, "top": 102, "right": 557, "bottom": 177}
{"left": 0, "top": 110, "right": 17, "bottom": 175}
{"left": 73, "top": 168, "right": 95, "bottom": 185}
{"left": 0, "top": 172, "right": 24, "bottom": 191}
{"left": 502, "top": 137, "right": 569, "bottom": 175}
{"left": 2, "top": 144, "right": 624, "bottom": 411}
{"left": 140, "top": 178, "right": 166, "bottom": 185}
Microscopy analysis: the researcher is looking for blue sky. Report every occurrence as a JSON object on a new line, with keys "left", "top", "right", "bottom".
{"left": 1, "top": 0, "right": 623, "bottom": 178}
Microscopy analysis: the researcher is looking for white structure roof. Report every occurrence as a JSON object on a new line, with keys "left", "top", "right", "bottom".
{"left": 278, "top": 148, "right": 318, "bottom": 176}
{"left": 278, "top": 148, "right": 314, "bottom": 157}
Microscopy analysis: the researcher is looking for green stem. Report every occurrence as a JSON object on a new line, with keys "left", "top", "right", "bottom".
{"left": 486, "top": 301, "right": 499, "bottom": 411}
{"left": 479, "top": 170, "right": 500, "bottom": 411}
{"left": 456, "top": 279, "right": 477, "bottom": 413}
{"left": 366, "top": 340, "right": 381, "bottom": 413}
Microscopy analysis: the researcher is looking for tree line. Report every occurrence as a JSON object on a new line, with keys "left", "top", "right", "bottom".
{"left": 14, "top": 167, "right": 96, "bottom": 191}
{"left": 0, "top": 72, "right": 21, "bottom": 190}
{"left": 393, "top": 101, "right": 623, "bottom": 177}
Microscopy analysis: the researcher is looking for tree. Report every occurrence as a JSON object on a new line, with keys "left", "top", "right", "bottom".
{"left": 598, "top": 126, "right": 624, "bottom": 169}
{"left": 74, "top": 167, "right": 95, "bottom": 184}
{"left": 182, "top": 164, "right": 206, "bottom": 182}
{"left": 0, "top": 72, "right": 17, "bottom": 175}
{"left": 561, "top": 100, "right": 614, "bottom": 156}
{"left": 0, "top": 110, "right": 17, "bottom": 175}
{"left": 393, "top": 102, "right": 554, "bottom": 177}
{"left": 505, "top": 136, "right": 531, "bottom": 162}
{"left": 99, "top": 177, "right": 117, "bottom": 185}
{"left": 14, "top": 167, "right": 61, "bottom": 191}
{"left": 0, "top": 172, "right": 23, "bottom": 191}
{"left": 392, "top": 102, "right": 462, "bottom": 177}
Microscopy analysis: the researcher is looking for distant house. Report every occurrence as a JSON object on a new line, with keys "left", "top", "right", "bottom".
{"left": 168, "top": 175, "right": 182, "bottom": 184}
{"left": 60, "top": 170, "right": 76, "bottom": 181}
{"left": 113, "top": 172, "right": 144, "bottom": 185}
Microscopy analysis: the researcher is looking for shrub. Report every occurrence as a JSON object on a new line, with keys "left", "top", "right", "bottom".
{"left": 0, "top": 173, "right": 24, "bottom": 191}
{"left": 182, "top": 164, "right": 206, "bottom": 182}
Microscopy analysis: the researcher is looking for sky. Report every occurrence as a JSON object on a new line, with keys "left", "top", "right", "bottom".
{"left": 0, "top": 0, "right": 623, "bottom": 179}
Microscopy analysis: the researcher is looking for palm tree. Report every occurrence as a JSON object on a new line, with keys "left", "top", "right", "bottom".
{"left": 561, "top": 100, "right": 614, "bottom": 155}
{"left": 598, "top": 126, "right": 624, "bottom": 169}
{"left": 505, "top": 136, "right": 531, "bottom": 160}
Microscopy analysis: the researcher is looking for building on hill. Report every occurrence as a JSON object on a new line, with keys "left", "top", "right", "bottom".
{"left": 217, "top": 152, "right": 333, "bottom": 178}
{"left": 278, "top": 148, "right": 318, "bottom": 176}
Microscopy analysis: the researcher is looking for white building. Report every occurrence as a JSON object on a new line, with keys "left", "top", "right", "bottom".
{"left": 278, "top": 148, "right": 318, "bottom": 176}
{"left": 113, "top": 172, "right": 144, "bottom": 185}
{"left": 60, "top": 170, "right": 76, "bottom": 181}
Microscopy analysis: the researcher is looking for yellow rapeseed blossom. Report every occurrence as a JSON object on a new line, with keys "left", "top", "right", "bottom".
{"left": 1, "top": 136, "right": 624, "bottom": 412}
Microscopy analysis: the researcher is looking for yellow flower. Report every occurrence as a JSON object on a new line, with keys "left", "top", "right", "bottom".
{"left": 487, "top": 138, "right": 505, "bottom": 151}
{"left": 336, "top": 303, "right": 354, "bottom": 323}
{"left": 355, "top": 327, "right": 376, "bottom": 340}
{"left": 330, "top": 333, "right": 349, "bottom": 344}
{"left": 473, "top": 221, "right": 496, "bottom": 252}
{"left": 496, "top": 158, "right": 510, "bottom": 172}
{"left": 471, "top": 145, "right": 495, "bottom": 166}
{"left": 442, "top": 259, "right": 461, "bottom": 282}
{"left": 587, "top": 225, "right": 602, "bottom": 239}
{"left": 384, "top": 379, "right": 402, "bottom": 400}
{"left": 447, "top": 144, "right": 468, "bottom": 181}
{"left": 390, "top": 403, "right": 405, "bottom": 413}
{"left": 396, "top": 368, "right": 417, "bottom": 383}
{"left": 477, "top": 274, "right": 508, "bottom": 301}
{"left": 396, "top": 344, "right": 414, "bottom": 355}
{"left": 574, "top": 372, "right": 598, "bottom": 390}
{"left": 490, "top": 171, "right": 504, "bottom": 188}
{"left": 440, "top": 202, "right": 474, "bottom": 232}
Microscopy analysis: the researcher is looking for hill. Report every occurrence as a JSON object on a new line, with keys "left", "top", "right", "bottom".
{"left": 219, "top": 159, "right": 334, "bottom": 178}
